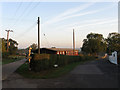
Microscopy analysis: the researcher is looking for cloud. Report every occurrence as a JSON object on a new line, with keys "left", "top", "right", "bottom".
{"left": 67, "top": 18, "right": 118, "bottom": 30}
{"left": 42, "top": 2, "right": 116, "bottom": 26}
{"left": 59, "top": 10, "right": 100, "bottom": 20}
{"left": 51, "top": 18, "right": 117, "bottom": 31}
{"left": 43, "top": 2, "right": 95, "bottom": 25}
{"left": 55, "top": 2, "right": 95, "bottom": 17}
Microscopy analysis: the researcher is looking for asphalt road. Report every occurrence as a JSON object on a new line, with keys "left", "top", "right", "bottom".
{"left": 2, "top": 58, "right": 120, "bottom": 88}
{"left": 2, "top": 59, "right": 26, "bottom": 80}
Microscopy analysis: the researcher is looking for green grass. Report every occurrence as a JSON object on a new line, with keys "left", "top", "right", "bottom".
{"left": 2, "top": 56, "right": 25, "bottom": 65}
{"left": 16, "top": 58, "right": 96, "bottom": 79}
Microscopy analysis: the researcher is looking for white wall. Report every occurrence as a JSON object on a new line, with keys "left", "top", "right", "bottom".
{"left": 109, "top": 51, "right": 118, "bottom": 65}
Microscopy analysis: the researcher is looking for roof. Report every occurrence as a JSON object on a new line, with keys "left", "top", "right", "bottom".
{"left": 47, "top": 48, "right": 78, "bottom": 51}
{"left": 32, "top": 48, "right": 57, "bottom": 53}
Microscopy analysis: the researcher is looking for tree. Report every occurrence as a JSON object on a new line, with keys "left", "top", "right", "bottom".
{"left": 28, "top": 43, "right": 37, "bottom": 50}
{"left": 1, "top": 38, "right": 18, "bottom": 57}
{"left": 0, "top": 38, "right": 7, "bottom": 52}
{"left": 106, "top": 32, "right": 120, "bottom": 54}
{"left": 9, "top": 38, "right": 18, "bottom": 55}
{"left": 81, "top": 33, "right": 107, "bottom": 55}
{"left": 0, "top": 38, "right": 8, "bottom": 58}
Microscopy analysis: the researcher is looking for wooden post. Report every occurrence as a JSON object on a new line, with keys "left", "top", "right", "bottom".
{"left": 73, "top": 29, "right": 75, "bottom": 55}
{"left": 38, "top": 17, "right": 40, "bottom": 54}
{"left": 5, "top": 30, "right": 13, "bottom": 52}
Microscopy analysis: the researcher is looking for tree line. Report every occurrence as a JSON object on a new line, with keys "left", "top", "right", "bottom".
{"left": 1, "top": 37, "right": 37, "bottom": 57}
{"left": 1, "top": 32, "right": 120, "bottom": 57}
{"left": 81, "top": 32, "right": 120, "bottom": 55}
{"left": 1, "top": 38, "right": 18, "bottom": 57}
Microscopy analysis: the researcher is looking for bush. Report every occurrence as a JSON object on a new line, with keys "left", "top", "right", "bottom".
{"left": 32, "top": 54, "right": 50, "bottom": 60}
{"left": 2, "top": 52, "right": 9, "bottom": 58}
{"left": 30, "top": 54, "right": 95, "bottom": 72}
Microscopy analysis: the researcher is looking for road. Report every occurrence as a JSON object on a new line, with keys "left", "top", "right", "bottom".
{"left": 2, "top": 58, "right": 120, "bottom": 88}
{"left": 2, "top": 59, "right": 26, "bottom": 80}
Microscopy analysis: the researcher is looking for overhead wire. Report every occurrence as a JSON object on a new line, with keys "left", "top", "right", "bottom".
{"left": 43, "top": 33, "right": 52, "bottom": 48}
{"left": 13, "top": 2, "right": 41, "bottom": 28}
{"left": 5, "top": 2, "right": 51, "bottom": 48}
{"left": 10, "top": 2, "right": 41, "bottom": 41}
{"left": 7, "top": 1, "right": 41, "bottom": 33}
{"left": 10, "top": 1, "right": 33, "bottom": 28}
{"left": 15, "top": 22, "right": 37, "bottom": 39}
{"left": 13, "top": 2, "right": 23, "bottom": 17}
{"left": 10, "top": 2, "right": 41, "bottom": 44}
{"left": 23, "top": 2, "right": 41, "bottom": 18}
{"left": 8, "top": 1, "right": 23, "bottom": 28}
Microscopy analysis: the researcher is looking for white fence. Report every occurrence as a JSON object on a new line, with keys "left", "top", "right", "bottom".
{"left": 109, "top": 51, "right": 118, "bottom": 65}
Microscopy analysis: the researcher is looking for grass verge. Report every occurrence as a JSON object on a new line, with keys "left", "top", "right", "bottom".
{"left": 16, "top": 58, "right": 95, "bottom": 79}
{"left": 2, "top": 56, "right": 25, "bottom": 65}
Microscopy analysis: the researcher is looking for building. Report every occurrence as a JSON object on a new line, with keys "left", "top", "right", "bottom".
{"left": 32, "top": 48, "right": 57, "bottom": 54}
{"left": 48, "top": 48, "right": 78, "bottom": 56}
{"left": 32, "top": 48, "right": 79, "bottom": 56}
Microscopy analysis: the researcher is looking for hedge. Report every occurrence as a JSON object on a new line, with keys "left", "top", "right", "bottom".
{"left": 30, "top": 54, "right": 95, "bottom": 72}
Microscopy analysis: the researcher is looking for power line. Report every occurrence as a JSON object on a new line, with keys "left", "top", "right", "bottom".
{"left": 7, "top": 2, "right": 23, "bottom": 30}
{"left": 15, "top": 22, "right": 36, "bottom": 39}
{"left": 8, "top": 2, "right": 23, "bottom": 28}
{"left": 14, "top": 2, "right": 23, "bottom": 17}
{"left": 43, "top": 33, "right": 52, "bottom": 48}
{"left": 13, "top": 2, "right": 41, "bottom": 28}
{"left": 24, "top": 2, "right": 41, "bottom": 18}
{"left": 10, "top": 2, "right": 33, "bottom": 28}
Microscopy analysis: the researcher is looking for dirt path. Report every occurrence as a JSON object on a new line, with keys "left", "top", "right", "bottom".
{"left": 2, "top": 58, "right": 120, "bottom": 88}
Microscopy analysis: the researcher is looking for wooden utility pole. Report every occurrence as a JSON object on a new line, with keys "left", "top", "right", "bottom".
{"left": 38, "top": 17, "right": 40, "bottom": 54}
{"left": 73, "top": 29, "right": 75, "bottom": 55}
{"left": 5, "top": 30, "right": 13, "bottom": 52}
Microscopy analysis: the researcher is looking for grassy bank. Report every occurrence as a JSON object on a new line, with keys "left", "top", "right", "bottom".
{"left": 16, "top": 58, "right": 95, "bottom": 79}
{"left": 2, "top": 55, "right": 25, "bottom": 65}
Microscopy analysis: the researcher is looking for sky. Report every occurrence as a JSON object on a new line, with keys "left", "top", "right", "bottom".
{"left": 0, "top": 1, "right": 118, "bottom": 49}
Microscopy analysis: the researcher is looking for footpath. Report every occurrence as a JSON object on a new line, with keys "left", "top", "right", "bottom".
{"left": 2, "top": 59, "right": 26, "bottom": 80}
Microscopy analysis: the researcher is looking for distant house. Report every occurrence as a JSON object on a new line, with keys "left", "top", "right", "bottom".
{"left": 32, "top": 48, "right": 57, "bottom": 54}
{"left": 32, "top": 48, "right": 78, "bottom": 56}
{"left": 17, "top": 49, "right": 28, "bottom": 56}
{"left": 49, "top": 48, "right": 78, "bottom": 56}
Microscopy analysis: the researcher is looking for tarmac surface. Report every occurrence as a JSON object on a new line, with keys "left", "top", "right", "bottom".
{"left": 2, "top": 58, "right": 120, "bottom": 88}
{"left": 2, "top": 59, "right": 26, "bottom": 80}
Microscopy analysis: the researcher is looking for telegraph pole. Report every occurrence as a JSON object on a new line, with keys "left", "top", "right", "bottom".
{"left": 5, "top": 30, "right": 13, "bottom": 52}
{"left": 73, "top": 29, "right": 75, "bottom": 55}
{"left": 38, "top": 17, "right": 40, "bottom": 54}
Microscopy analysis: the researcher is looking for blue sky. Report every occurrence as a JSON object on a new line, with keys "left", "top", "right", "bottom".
{"left": 0, "top": 1, "right": 118, "bottom": 49}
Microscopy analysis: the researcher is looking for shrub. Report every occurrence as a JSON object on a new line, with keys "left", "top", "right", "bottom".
{"left": 30, "top": 54, "right": 95, "bottom": 72}
{"left": 2, "top": 52, "right": 9, "bottom": 58}
{"left": 33, "top": 54, "right": 50, "bottom": 60}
